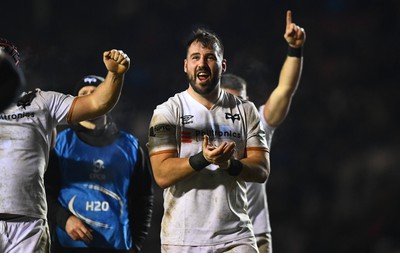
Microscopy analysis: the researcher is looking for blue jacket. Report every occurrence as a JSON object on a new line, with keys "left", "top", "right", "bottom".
{"left": 45, "top": 123, "right": 153, "bottom": 251}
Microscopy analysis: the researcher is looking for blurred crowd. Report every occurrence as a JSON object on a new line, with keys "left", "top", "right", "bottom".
{"left": 2, "top": 0, "right": 399, "bottom": 252}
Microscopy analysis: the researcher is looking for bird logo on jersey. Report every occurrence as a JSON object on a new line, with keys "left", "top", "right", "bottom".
{"left": 17, "top": 90, "right": 38, "bottom": 109}
{"left": 225, "top": 113, "right": 240, "bottom": 123}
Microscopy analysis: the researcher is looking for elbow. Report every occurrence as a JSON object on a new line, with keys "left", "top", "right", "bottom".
{"left": 256, "top": 170, "right": 269, "bottom": 183}
{"left": 257, "top": 162, "right": 270, "bottom": 183}
{"left": 153, "top": 176, "right": 172, "bottom": 189}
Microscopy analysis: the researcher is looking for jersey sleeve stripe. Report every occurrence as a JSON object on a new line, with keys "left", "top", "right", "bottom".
{"left": 246, "top": 147, "right": 270, "bottom": 153}
{"left": 149, "top": 149, "right": 177, "bottom": 157}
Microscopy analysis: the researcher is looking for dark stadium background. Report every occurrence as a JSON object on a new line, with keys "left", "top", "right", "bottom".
{"left": 2, "top": 0, "right": 399, "bottom": 252}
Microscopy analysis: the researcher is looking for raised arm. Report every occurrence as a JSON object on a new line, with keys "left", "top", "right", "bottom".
{"left": 263, "top": 10, "right": 306, "bottom": 127}
{"left": 68, "top": 49, "right": 130, "bottom": 124}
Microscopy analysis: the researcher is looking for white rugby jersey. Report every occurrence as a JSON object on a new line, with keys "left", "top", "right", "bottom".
{"left": 246, "top": 104, "right": 276, "bottom": 235}
{"left": 0, "top": 89, "right": 74, "bottom": 219}
{"left": 148, "top": 90, "right": 269, "bottom": 246}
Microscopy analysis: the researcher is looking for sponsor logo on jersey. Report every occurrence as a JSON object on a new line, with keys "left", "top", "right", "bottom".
{"left": 89, "top": 159, "right": 106, "bottom": 180}
{"left": 0, "top": 111, "right": 35, "bottom": 120}
{"left": 181, "top": 115, "right": 194, "bottom": 125}
{"left": 149, "top": 124, "right": 174, "bottom": 137}
{"left": 194, "top": 129, "right": 241, "bottom": 139}
{"left": 178, "top": 114, "right": 242, "bottom": 143}
{"left": 67, "top": 184, "right": 124, "bottom": 229}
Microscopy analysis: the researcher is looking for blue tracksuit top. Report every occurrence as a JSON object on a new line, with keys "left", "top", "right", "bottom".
{"left": 54, "top": 128, "right": 139, "bottom": 250}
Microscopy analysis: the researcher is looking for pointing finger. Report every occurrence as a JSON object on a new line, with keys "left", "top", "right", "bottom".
{"left": 286, "top": 10, "right": 293, "bottom": 29}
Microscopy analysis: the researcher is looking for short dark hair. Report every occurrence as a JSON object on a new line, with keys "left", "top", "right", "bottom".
{"left": 221, "top": 73, "right": 247, "bottom": 93}
{"left": 185, "top": 28, "right": 224, "bottom": 56}
{"left": 0, "top": 38, "right": 20, "bottom": 65}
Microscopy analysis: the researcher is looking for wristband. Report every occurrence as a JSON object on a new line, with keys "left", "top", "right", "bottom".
{"left": 287, "top": 46, "right": 303, "bottom": 58}
{"left": 227, "top": 159, "right": 243, "bottom": 176}
{"left": 189, "top": 151, "right": 210, "bottom": 171}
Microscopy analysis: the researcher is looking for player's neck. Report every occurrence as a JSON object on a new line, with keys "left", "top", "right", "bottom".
{"left": 187, "top": 86, "right": 220, "bottom": 110}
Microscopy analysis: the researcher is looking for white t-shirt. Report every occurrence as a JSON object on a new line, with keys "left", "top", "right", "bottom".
{"left": 0, "top": 89, "right": 74, "bottom": 219}
{"left": 246, "top": 104, "right": 275, "bottom": 235}
{"left": 147, "top": 90, "right": 269, "bottom": 246}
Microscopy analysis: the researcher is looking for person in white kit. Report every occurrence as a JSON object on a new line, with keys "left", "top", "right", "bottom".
{"left": 147, "top": 28, "right": 270, "bottom": 253}
{"left": 220, "top": 10, "right": 306, "bottom": 253}
{"left": 0, "top": 37, "right": 130, "bottom": 253}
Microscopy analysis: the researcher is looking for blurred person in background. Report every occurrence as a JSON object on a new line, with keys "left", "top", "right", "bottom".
{"left": 45, "top": 75, "right": 154, "bottom": 253}
{"left": 220, "top": 10, "right": 306, "bottom": 253}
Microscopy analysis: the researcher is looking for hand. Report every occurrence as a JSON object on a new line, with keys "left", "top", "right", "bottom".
{"left": 284, "top": 10, "right": 306, "bottom": 48}
{"left": 65, "top": 215, "right": 93, "bottom": 244}
{"left": 103, "top": 49, "right": 130, "bottom": 75}
{"left": 202, "top": 135, "right": 235, "bottom": 168}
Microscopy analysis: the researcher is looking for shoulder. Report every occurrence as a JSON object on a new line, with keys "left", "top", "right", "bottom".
{"left": 119, "top": 130, "right": 140, "bottom": 146}
{"left": 54, "top": 128, "right": 74, "bottom": 151}
{"left": 223, "top": 90, "right": 258, "bottom": 112}
{"left": 34, "top": 89, "right": 74, "bottom": 106}
{"left": 157, "top": 91, "right": 186, "bottom": 109}
{"left": 35, "top": 88, "right": 70, "bottom": 98}
{"left": 152, "top": 91, "right": 186, "bottom": 119}
{"left": 242, "top": 99, "right": 258, "bottom": 110}
{"left": 56, "top": 127, "right": 74, "bottom": 141}
{"left": 119, "top": 130, "right": 139, "bottom": 142}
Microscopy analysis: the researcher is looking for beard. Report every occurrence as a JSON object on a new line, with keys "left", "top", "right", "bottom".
{"left": 187, "top": 69, "right": 220, "bottom": 95}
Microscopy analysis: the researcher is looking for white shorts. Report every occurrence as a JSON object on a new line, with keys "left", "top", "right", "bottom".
{"left": 162, "top": 236, "right": 259, "bottom": 253}
{"left": 0, "top": 216, "right": 50, "bottom": 253}
{"left": 255, "top": 232, "right": 272, "bottom": 253}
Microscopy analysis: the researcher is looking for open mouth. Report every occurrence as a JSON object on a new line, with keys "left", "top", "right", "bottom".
{"left": 197, "top": 71, "right": 210, "bottom": 81}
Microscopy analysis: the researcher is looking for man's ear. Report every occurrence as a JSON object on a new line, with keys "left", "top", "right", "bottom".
{"left": 184, "top": 59, "right": 188, "bottom": 73}
{"left": 221, "top": 59, "right": 227, "bottom": 73}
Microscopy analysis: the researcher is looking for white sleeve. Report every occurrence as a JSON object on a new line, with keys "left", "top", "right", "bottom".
{"left": 244, "top": 101, "right": 269, "bottom": 152}
{"left": 36, "top": 89, "right": 75, "bottom": 125}
{"left": 147, "top": 101, "right": 178, "bottom": 155}
{"left": 258, "top": 104, "right": 276, "bottom": 148}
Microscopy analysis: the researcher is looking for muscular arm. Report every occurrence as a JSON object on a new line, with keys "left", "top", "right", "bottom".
{"left": 236, "top": 150, "right": 270, "bottom": 183}
{"left": 263, "top": 56, "right": 302, "bottom": 126}
{"left": 150, "top": 135, "right": 234, "bottom": 188}
{"left": 151, "top": 135, "right": 269, "bottom": 188}
{"left": 150, "top": 152, "right": 197, "bottom": 189}
{"left": 151, "top": 149, "right": 269, "bottom": 187}
{"left": 263, "top": 10, "right": 306, "bottom": 127}
{"left": 68, "top": 49, "right": 130, "bottom": 124}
